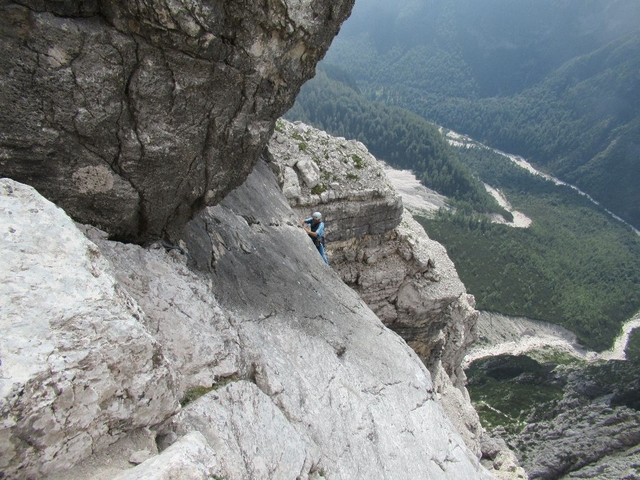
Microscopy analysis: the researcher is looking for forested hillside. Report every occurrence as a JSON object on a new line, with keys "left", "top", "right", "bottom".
{"left": 421, "top": 144, "right": 640, "bottom": 352}
{"left": 324, "top": 0, "right": 640, "bottom": 229}
{"left": 286, "top": 67, "right": 640, "bottom": 351}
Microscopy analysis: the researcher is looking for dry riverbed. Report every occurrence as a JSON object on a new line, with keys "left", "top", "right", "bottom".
{"left": 465, "top": 311, "right": 640, "bottom": 367}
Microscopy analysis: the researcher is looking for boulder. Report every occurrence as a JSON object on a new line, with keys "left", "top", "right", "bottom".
{"left": 0, "top": 0, "right": 355, "bottom": 242}
{"left": 114, "top": 432, "right": 216, "bottom": 480}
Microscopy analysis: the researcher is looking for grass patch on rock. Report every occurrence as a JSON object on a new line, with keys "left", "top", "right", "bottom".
{"left": 180, "top": 376, "right": 240, "bottom": 407}
{"left": 351, "top": 154, "right": 364, "bottom": 169}
{"left": 311, "top": 183, "right": 327, "bottom": 195}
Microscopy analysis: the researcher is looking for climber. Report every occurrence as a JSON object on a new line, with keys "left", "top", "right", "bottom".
{"left": 301, "top": 211, "right": 329, "bottom": 265}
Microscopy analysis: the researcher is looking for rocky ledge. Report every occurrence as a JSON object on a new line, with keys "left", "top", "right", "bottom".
{"left": 266, "top": 119, "right": 404, "bottom": 240}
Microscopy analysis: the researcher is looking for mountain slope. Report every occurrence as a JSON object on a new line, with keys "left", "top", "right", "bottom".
{"left": 0, "top": 162, "right": 493, "bottom": 478}
{"left": 323, "top": 0, "right": 640, "bottom": 229}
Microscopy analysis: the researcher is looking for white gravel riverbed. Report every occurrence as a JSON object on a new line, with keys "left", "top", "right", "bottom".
{"left": 465, "top": 311, "right": 640, "bottom": 367}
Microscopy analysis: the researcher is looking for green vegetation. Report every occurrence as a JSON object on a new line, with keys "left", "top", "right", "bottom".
{"left": 422, "top": 143, "right": 640, "bottom": 351}
{"left": 180, "top": 377, "right": 239, "bottom": 407}
{"left": 626, "top": 328, "right": 640, "bottom": 364}
{"left": 311, "top": 183, "right": 327, "bottom": 195}
{"left": 325, "top": 0, "right": 640, "bottom": 229}
{"left": 383, "top": 41, "right": 640, "bottom": 229}
{"left": 351, "top": 154, "right": 364, "bottom": 169}
{"left": 526, "top": 347, "right": 588, "bottom": 367}
{"left": 417, "top": 144, "right": 640, "bottom": 351}
{"left": 466, "top": 355, "right": 564, "bottom": 433}
{"left": 467, "top": 352, "right": 640, "bottom": 433}
{"left": 181, "top": 385, "right": 216, "bottom": 407}
{"left": 291, "top": 132, "right": 305, "bottom": 142}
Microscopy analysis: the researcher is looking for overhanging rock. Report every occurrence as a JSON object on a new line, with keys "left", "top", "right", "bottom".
{"left": 0, "top": 0, "right": 355, "bottom": 242}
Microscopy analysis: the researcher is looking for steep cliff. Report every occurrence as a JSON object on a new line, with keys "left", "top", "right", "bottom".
{"left": 468, "top": 343, "right": 640, "bottom": 479}
{"left": 266, "top": 119, "right": 529, "bottom": 479}
{"left": 0, "top": 0, "right": 354, "bottom": 242}
{"left": 513, "top": 360, "right": 640, "bottom": 479}
{"left": 0, "top": 2, "right": 502, "bottom": 477}
{"left": 1, "top": 171, "right": 492, "bottom": 479}
{"left": 265, "top": 120, "right": 478, "bottom": 441}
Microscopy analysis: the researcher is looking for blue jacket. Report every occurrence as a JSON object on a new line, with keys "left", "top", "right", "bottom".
{"left": 304, "top": 218, "right": 325, "bottom": 245}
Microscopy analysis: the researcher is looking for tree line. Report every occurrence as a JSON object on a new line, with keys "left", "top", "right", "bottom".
{"left": 326, "top": 0, "right": 640, "bottom": 229}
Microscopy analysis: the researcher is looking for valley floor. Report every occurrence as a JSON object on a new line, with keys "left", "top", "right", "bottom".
{"left": 382, "top": 164, "right": 448, "bottom": 216}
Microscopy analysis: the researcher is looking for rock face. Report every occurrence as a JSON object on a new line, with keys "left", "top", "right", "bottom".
{"left": 114, "top": 432, "right": 216, "bottom": 480}
{"left": 0, "top": 179, "right": 179, "bottom": 478}
{"left": 0, "top": 3, "right": 499, "bottom": 477}
{"left": 266, "top": 120, "right": 485, "bottom": 456}
{"left": 330, "top": 214, "right": 486, "bottom": 455}
{"left": 518, "top": 402, "right": 640, "bottom": 479}
{"left": 266, "top": 119, "right": 404, "bottom": 240}
{"left": 1, "top": 173, "right": 492, "bottom": 477}
{"left": 0, "top": 0, "right": 354, "bottom": 242}
{"left": 465, "top": 313, "right": 640, "bottom": 478}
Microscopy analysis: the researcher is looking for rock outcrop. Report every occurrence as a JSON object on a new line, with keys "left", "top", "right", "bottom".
{"left": 1, "top": 168, "right": 492, "bottom": 477}
{"left": 266, "top": 120, "right": 485, "bottom": 456}
{"left": 465, "top": 312, "right": 640, "bottom": 478}
{"left": 0, "top": 0, "right": 354, "bottom": 242}
{"left": 266, "top": 119, "right": 404, "bottom": 240}
{"left": 516, "top": 401, "right": 640, "bottom": 479}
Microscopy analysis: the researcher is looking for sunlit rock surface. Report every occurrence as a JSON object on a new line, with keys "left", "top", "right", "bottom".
{"left": 266, "top": 119, "right": 485, "bottom": 455}
{"left": 0, "top": 179, "right": 179, "bottom": 478}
